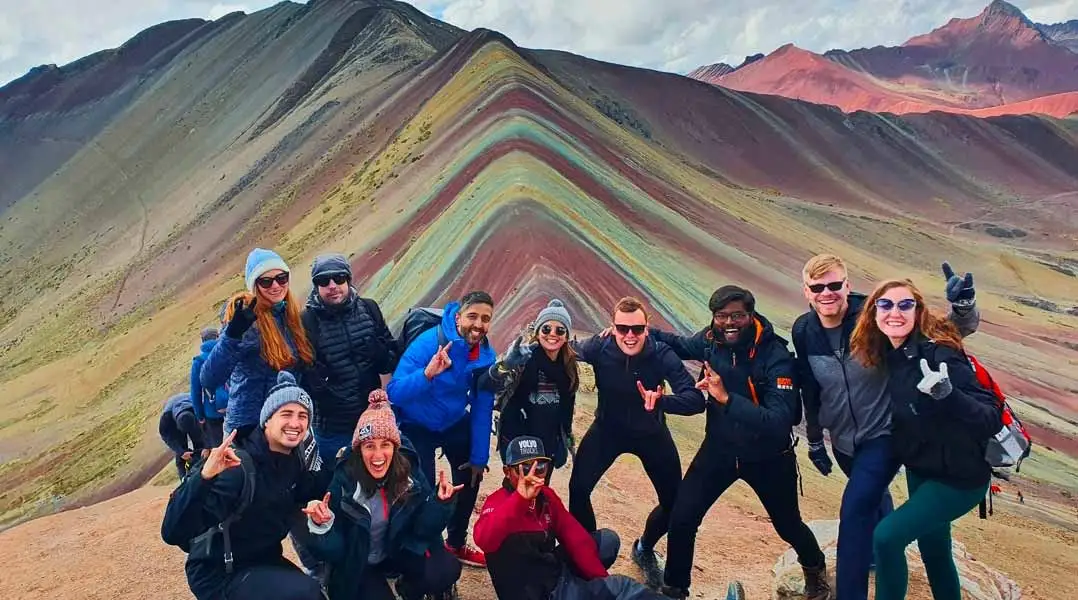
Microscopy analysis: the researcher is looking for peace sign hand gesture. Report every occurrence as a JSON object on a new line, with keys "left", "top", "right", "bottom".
{"left": 696, "top": 362, "right": 730, "bottom": 404}
{"left": 301, "top": 492, "right": 334, "bottom": 526}
{"left": 515, "top": 462, "right": 545, "bottom": 501}
{"left": 637, "top": 381, "right": 664, "bottom": 412}
{"left": 201, "top": 429, "right": 242, "bottom": 480}
{"left": 436, "top": 469, "right": 465, "bottom": 501}
{"left": 424, "top": 342, "right": 453, "bottom": 380}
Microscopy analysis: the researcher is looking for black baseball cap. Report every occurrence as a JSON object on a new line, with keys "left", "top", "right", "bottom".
{"left": 504, "top": 435, "right": 548, "bottom": 466}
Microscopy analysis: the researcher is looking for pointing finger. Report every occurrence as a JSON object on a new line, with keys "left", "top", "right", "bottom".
{"left": 322, "top": 492, "right": 331, "bottom": 505}
{"left": 963, "top": 272, "right": 973, "bottom": 287}
{"left": 221, "top": 428, "right": 237, "bottom": 449}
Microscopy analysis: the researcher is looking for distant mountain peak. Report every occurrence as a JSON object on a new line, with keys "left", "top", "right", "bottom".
{"left": 984, "top": 0, "right": 1029, "bottom": 21}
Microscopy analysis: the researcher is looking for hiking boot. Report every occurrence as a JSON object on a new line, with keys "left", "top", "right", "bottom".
{"left": 444, "top": 542, "right": 486, "bottom": 568}
{"left": 630, "top": 538, "right": 666, "bottom": 589}
{"left": 725, "top": 580, "right": 746, "bottom": 600}
{"left": 659, "top": 584, "right": 689, "bottom": 599}
{"left": 802, "top": 563, "right": 831, "bottom": 600}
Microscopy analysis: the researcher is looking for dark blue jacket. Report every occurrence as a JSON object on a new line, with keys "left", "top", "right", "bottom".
{"left": 159, "top": 393, "right": 204, "bottom": 455}
{"left": 386, "top": 301, "right": 497, "bottom": 466}
{"left": 160, "top": 429, "right": 331, "bottom": 600}
{"left": 886, "top": 335, "right": 1002, "bottom": 490}
{"left": 200, "top": 301, "right": 307, "bottom": 432}
{"left": 304, "top": 439, "right": 453, "bottom": 600}
{"left": 191, "top": 339, "right": 229, "bottom": 422}
{"left": 571, "top": 335, "right": 704, "bottom": 436}
{"left": 651, "top": 312, "right": 799, "bottom": 462}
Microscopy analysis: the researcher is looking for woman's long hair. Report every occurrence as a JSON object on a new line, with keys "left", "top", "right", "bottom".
{"left": 226, "top": 289, "right": 314, "bottom": 371}
{"left": 346, "top": 448, "right": 414, "bottom": 505}
{"left": 529, "top": 328, "right": 579, "bottom": 393}
{"left": 850, "top": 278, "right": 964, "bottom": 368}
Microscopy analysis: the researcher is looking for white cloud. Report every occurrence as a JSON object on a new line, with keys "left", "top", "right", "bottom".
{"left": 2, "top": 0, "right": 1076, "bottom": 87}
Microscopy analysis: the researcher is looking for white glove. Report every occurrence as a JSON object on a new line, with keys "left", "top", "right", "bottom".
{"left": 917, "top": 358, "right": 952, "bottom": 400}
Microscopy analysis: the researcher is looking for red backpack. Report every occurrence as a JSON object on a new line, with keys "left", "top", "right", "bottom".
{"left": 968, "top": 354, "right": 1033, "bottom": 471}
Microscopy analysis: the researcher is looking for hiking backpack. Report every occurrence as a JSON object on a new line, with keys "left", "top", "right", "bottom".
{"left": 186, "top": 448, "right": 258, "bottom": 573}
{"left": 397, "top": 307, "right": 447, "bottom": 353}
{"left": 967, "top": 354, "right": 1033, "bottom": 471}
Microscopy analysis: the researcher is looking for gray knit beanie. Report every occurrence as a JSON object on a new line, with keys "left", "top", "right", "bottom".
{"left": 260, "top": 371, "right": 314, "bottom": 427}
{"left": 200, "top": 327, "right": 219, "bottom": 342}
{"left": 535, "top": 299, "right": 572, "bottom": 331}
{"left": 311, "top": 253, "right": 352, "bottom": 280}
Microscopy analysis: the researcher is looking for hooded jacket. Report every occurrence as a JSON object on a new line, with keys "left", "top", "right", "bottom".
{"left": 489, "top": 348, "right": 577, "bottom": 468}
{"left": 191, "top": 339, "right": 229, "bottom": 422}
{"left": 474, "top": 482, "right": 608, "bottom": 600}
{"left": 885, "top": 335, "right": 1002, "bottom": 489}
{"left": 386, "top": 301, "right": 498, "bottom": 466}
{"left": 160, "top": 429, "right": 331, "bottom": 600}
{"left": 304, "top": 439, "right": 453, "bottom": 600}
{"left": 200, "top": 301, "right": 309, "bottom": 432}
{"left": 570, "top": 335, "right": 704, "bottom": 437}
{"left": 650, "top": 312, "right": 799, "bottom": 462}
{"left": 794, "top": 292, "right": 980, "bottom": 456}
{"left": 301, "top": 288, "right": 399, "bottom": 433}
{"left": 159, "top": 393, "right": 204, "bottom": 455}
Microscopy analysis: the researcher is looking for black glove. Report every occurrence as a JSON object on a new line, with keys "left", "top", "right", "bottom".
{"left": 225, "top": 296, "right": 257, "bottom": 339}
{"left": 807, "top": 440, "right": 833, "bottom": 476}
{"left": 942, "top": 261, "right": 975, "bottom": 305}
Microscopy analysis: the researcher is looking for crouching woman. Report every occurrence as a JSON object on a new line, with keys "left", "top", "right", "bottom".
{"left": 302, "top": 390, "right": 464, "bottom": 600}
{"left": 850, "top": 279, "right": 1002, "bottom": 600}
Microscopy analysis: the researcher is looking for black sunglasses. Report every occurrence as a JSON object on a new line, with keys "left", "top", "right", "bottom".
{"left": 614, "top": 324, "right": 647, "bottom": 335}
{"left": 540, "top": 324, "right": 567, "bottom": 336}
{"left": 313, "top": 273, "right": 350, "bottom": 287}
{"left": 807, "top": 280, "right": 845, "bottom": 294}
{"left": 517, "top": 460, "right": 550, "bottom": 476}
{"left": 256, "top": 272, "right": 290, "bottom": 289}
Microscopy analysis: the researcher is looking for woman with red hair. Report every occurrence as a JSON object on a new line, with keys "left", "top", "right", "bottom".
{"left": 200, "top": 248, "right": 315, "bottom": 439}
{"left": 849, "top": 279, "right": 1001, "bottom": 600}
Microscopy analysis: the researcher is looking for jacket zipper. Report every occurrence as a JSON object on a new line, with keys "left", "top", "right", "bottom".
{"left": 838, "top": 333, "right": 860, "bottom": 443}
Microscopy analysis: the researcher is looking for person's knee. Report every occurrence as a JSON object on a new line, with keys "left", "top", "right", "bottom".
{"left": 872, "top": 519, "right": 905, "bottom": 557}
{"left": 425, "top": 549, "right": 462, "bottom": 592}
{"left": 666, "top": 500, "right": 704, "bottom": 538}
{"left": 594, "top": 528, "right": 621, "bottom": 568}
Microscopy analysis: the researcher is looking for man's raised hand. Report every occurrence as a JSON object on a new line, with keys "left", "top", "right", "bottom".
{"left": 437, "top": 469, "right": 465, "bottom": 501}
{"left": 424, "top": 341, "right": 453, "bottom": 380}
{"left": 302, "top": 492, "right": 334, "bottom": 526}
{"left": 637, "top": 381, "right": 664, "bottom": 412}
{"left": 695, "top": 362, "right": 730, "bottom": 404}
{"left": 515, "top": 462, "right": 545, "bottom": 501}
{"left": 201, "top": 429, "right": 242, "bottom": 480}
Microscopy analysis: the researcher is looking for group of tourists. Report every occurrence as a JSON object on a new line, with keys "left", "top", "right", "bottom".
{"left": 159, "top": 245, "right": 1004, "bottom": 600}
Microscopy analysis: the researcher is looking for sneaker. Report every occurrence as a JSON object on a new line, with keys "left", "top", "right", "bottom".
{"left": 630, "top": 538, "right": 666, "bottom": 589}
{"left": 725, "top": 580, "right": 746, "bottom": 600}
{"left": 444, "top": 542, "right": 486, "bottom": 568}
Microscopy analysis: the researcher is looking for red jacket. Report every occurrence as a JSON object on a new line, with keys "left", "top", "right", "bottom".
{"left": 475, "top": 483, "right": 608, "bottom": 599}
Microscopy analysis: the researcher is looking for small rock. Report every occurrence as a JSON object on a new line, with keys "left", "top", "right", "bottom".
{"left": 772, "top": 520, "right": 1021, "bottom": 600}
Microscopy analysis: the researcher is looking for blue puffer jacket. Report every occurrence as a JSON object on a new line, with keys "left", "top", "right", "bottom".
{"left": 386, "top": 301, "right": 497, "bottom": 466}
{"left": 191, "top": 339, "right": 229, "bottom": 422}
{"left": 200, "top": 301, "right": 308, "bottom": 432}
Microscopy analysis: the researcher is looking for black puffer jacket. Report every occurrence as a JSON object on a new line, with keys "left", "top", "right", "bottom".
{"left": 301, "top": 288, "right": 399, "bottom": 433}
{"left": 885, "top": 334, "right": 1002, "bottom": 490}
{"left": 651, "top": 312, "right": 799, "bottom": 462}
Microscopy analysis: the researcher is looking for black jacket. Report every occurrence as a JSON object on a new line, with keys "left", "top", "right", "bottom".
{"left": 651, "top": 313, "right": 799, "bottom": 462}
{"left": 490, "top": 350, "right": 577, "bottom": 468}
{"left": 571, "top": 335, "right": 704, "bottom": 436}
{"left": 305, "top": 440, "right": 453, "bottom": 600}
{"left": 301, "top": 288, "right": 399, "bottom": 433}
{"left": 160, "top": 430, "right": 331, "bottom": 600}
{"left": 885, "top": 335, "right": 1001, "bottom": 490}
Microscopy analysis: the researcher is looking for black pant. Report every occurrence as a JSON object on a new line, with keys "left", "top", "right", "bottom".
{"left": 355, "top": 543, "right": 462, "bottom": 600}
{"left": 202, "top": 419, "right": 225, "bottom": 447}
{"left": 224, "top": 558, "right": 323, "bottom": 600}
{"left": 568, "top": 421, "right": 682, "bottom": 549}
{"left": 664, "top": 442, "right": 825, "bottom": 590}
{"left": 402, "top": 417, "right": 483, "bottom": 549}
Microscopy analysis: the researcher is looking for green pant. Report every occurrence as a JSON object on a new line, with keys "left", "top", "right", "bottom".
{"left": 872, "top": 472, "right": 987, "bottom": 600}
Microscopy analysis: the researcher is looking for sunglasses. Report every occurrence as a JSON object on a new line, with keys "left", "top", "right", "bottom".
{"left": 807, "top": 280, "right": 845, "bottom": 294}
{"left": 256, "top": 272, "right": 290, "bottom": 289}
{"left": 614, "top": 324, "right": 647, "bottom": 336}
{"left": 313, "top": 273, "right": 350, "bottom": 287}
{"left": 875, "top": 298, "right": 917, "bottom": 312}
{"left": 540, "top": 324, "right": 567, "bottom": 336}
{"left": 517, "top": 460, "right": 550, "bottom": 477}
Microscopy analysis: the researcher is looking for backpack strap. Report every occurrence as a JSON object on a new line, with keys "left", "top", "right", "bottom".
{"left": 220, "top": 448, "right": 257, "bottom": 573}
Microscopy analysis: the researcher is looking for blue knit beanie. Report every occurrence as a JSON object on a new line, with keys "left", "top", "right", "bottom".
{"left": 245, "top": 248, "right": 290, "bottom": 293}
{"left": 260, "top": 371, "right": 314, "bottom": 427}
{"left": 535, "top": 299, "right": 571, "bottom": 331}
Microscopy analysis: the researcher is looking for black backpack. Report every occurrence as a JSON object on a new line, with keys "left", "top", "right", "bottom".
{"left": 397, "top": 307, "right": 448, "bottom": 354}
{"left": 186, "top": 448, "right": 258, "bottom": 573}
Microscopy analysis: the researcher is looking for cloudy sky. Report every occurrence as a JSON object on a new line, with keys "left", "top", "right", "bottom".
{"left": 2, "top": 0, "right": 1077, "bottom": 87}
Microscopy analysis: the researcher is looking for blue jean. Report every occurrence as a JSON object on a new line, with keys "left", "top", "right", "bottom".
{"left": 834, "top": 436, "right": 901, "bottom": 600}
{"left": 313, "top": 428, "right": 354, "bottom": 467}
